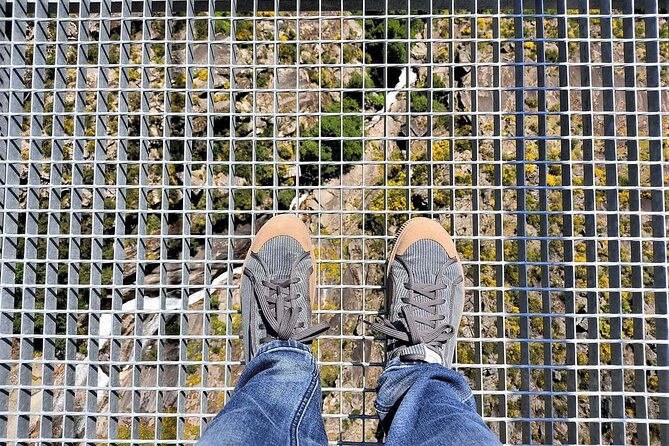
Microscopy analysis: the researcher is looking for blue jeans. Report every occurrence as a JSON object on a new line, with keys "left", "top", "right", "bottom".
{"left": 197, "top": 340, "right": 500, "bottom": 445}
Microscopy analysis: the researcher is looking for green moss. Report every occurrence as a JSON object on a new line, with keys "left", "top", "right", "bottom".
{"left": 365, "top": 17, "right": 409, "bottom": 70}
{"left": 231, "top": 305, "right": 243, "bottom": 331}
{"left": 342, "top": 44, "right": 362, "bottom": 63}
{"left": 278, "top": 43, "right": 297, "bottom": 64}
{"left": 117, "top": 421, "right": 157, "bottom": 442}
{"left": 457, "top": 342, "right": 476, "bottom": 364}
{"left": 410, "top": 92, "right": 428, "bottom": 112}
{"left": 366, "top": 167, "right": 409, "bottom": 234}
{"left": 507, "top": 398, "right": 521, "bottom": 417}
{"left": 235, "top": 20, "right": 254, "bottom": 41}
{"left": 456, "top": 239, "right": 474, "bottom": 261}
{"left": 577, "top": 351, "right": 589, "bottom": 366}
{"left": 213, "top": 13, "right": 231, "bottom": 36}
{"left": 298, "top": 99, "right": 363, "bottom": 185}
{"left": 506, "top": 342, "right": 522, "bottom": 365}
{"left": 277, "top": 189, "right": 296, "bottom": 210}
{"left": 161, "top": 414, "right": 178, "bottom": 442}
{"left": 316, "top": 245, "right": 341, "bottom": 283}
{"left": 210, "top": 315, "right": 227, "bottom": 336}
{"left": 186, "top": 373, "right": 202, "bottom": 387}
{"left": 278, "top": 142, "right": 294, "bottom": 160}
{"left": 600, "top": 343, "right": 612, "bottom": 364}
{"left": 320, "top": 365, "right": 339, "bottom": 389}
{"left": 366, "top": 92, "right": 385, "bottom": 110}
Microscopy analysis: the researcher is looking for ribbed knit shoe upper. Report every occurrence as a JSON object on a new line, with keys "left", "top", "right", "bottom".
{"left": 242, "top": 232, "right": 329, "bottom": 361}
{"left": 370, "top": 221, "right": 465, "bottom": 368}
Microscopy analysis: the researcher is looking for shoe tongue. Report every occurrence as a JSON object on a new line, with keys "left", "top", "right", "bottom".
{"left": 399, "top": 240, "right": 450, "bottom": 333}
{"left": 258, "top": 236, "right": 304, "bottom": 280}
{"left": 401, "top": 239, "right": 449, "bottom": 283}
{"left": 397, "top": 344, "right": 443, "bottom": 365}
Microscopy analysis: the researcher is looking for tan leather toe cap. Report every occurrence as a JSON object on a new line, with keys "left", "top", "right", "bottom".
{"left": 392, "top": 217, "right": 459, "bottom": 260}
{"left": 250, "top": 214, "right": 313, "bottom": 253}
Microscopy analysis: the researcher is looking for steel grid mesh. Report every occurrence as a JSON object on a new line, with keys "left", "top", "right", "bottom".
{"left": 1, "top": 0, "right": 668, "bottom": 444}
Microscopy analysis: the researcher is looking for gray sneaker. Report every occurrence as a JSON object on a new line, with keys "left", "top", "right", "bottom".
{"left": 370, "top": 217, "right": 465, "bottom": 367}
{"left": 241, "top": 215, "right": 330, "bottom": 361}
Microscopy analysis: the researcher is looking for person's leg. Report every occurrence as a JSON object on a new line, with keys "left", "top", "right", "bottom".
{"left": 198, "top": 215, "right": 330, "bottom": 446}
{"left": 197, "top": 339, "right": 326, "bottom": 446}
{"left": 375, "top": 359, "right": 499, "bottom": 445}
{"left": 368, "top": 218, "right": 500, "bottom": 446}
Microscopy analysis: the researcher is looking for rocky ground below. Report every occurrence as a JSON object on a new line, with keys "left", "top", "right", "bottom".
{"left": 7, "top": 11, "right": 668, "bottom": 445}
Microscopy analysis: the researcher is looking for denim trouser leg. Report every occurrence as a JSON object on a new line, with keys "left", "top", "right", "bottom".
{"left": 375, "top": 359, "right": 501, "bottom": 446}
{"left": 197, "top": 340, "right": 327, "bottom": 446}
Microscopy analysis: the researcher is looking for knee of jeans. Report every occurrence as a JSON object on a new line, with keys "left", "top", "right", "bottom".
{"left": 261, "top": 343, "right": 315, "bottom": 364}
{"left": 373, "top": 362, "right": 426, "bottom": 410}
{"left": 375, "top": 362, "right": 476, "bottom": 415}
{"left": 271, "top": 350, "right": 317, "bottom": 379}
{"left": 374, "top": 400, "right": 390, "bottom": 420}
{"left": 243, "top": 348, "right": 319, "bottom": 399}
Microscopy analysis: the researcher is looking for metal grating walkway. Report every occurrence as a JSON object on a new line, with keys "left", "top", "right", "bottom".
{"left": 1, "top": 0, "right": 668, "bottom": 444}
